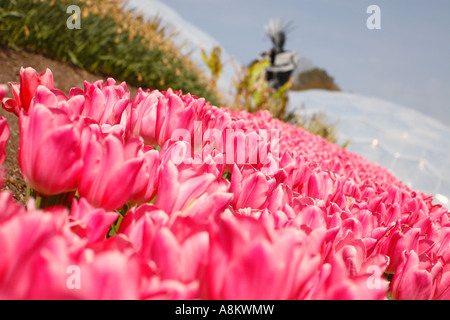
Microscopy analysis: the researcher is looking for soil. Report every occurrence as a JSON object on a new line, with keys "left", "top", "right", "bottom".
{"left": 0, "top": 45, "right": 139, "bottom": 203}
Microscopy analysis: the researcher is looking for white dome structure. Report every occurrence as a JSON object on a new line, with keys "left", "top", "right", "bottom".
{"left": 288, "top": 89, "right": 450, "bottom": 208}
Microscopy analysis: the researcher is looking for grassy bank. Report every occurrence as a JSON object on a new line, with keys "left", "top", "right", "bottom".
{"left": 0, "top": 0, "right": 221, "bottom": 105}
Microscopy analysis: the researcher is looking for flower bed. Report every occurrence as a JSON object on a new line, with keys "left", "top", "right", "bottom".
{"left": 0, "top": 67, "right": 449, "bottom": 299}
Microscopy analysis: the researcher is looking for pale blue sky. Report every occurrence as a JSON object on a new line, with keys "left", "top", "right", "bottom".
{"left": 160, "top": 0, "right": 450, "bottom": 127}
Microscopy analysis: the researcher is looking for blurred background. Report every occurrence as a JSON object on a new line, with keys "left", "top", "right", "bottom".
{"left": 143, "top": 0, "right": 450, "bottom": 126}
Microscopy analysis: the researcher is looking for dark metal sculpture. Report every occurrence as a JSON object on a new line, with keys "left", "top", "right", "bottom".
{"left": 252, "top": 19, "right": 299, "bottom": 90}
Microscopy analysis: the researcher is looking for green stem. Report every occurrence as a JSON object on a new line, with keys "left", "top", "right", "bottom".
{"left": 26, "top": 185, "right": 31, "bottom": 201}
{"left": 107, "top": 214, "right": 125, "bottom": 238}
{"left": 31, "top": 190, "right": 76, "bottom": 210}
{"left": 35, "top": 194, "right": 42, "bottom": 209}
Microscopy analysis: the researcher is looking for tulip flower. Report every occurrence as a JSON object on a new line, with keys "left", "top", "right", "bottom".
{"left": 155, "top": 161, "right": 232, "bottom": 221}
{"left": 151, "top": 227, "right": 209, "bottom": 283}
{"left": 18, "top": 96, "right": 83, "bottom": 196}
{"left": 433, "top": 262, "right": 450, "bottom": 300}
{"left": 390, "top": 250, "right": 439, "bottom": 300}
{"left": 118, "top": 204, "right": 169, "bottom": 260}
{"left": 72, "top": 78, "right": 130, "bottom": 125}
{"left": 160, "top": 89, "right": 195, "bottom": 146}
{"left": 130, "top": 89, "right": 195, "bottom": 146}
{"left": 0, "top": 204, "right": 74, "bottom": 299}
{"left": 3, "top": 67, "right": 54, "bottom": 116}
{"left": 204, "top": 214, "right": 323, "bottom": 299}
{"left": 373, "top": 222, "right": 421, "bottom": 273}
{"left": 306, "top": 171, "right": 335, "bottom": 202}
{"left": 129, "top": 89, "right": 162, "bottom": 145}
{"left": 127, "top": 142, "right": 160, "bottom": 205}
{"left": 78, "top": 131, "right": 144, "bottom": 211}
{"left": 306, "top": 254, "right": 389, "bottom": 300}
{"left": 230, "top": 164, "right": 276, "bottom": 210}
{"left": 68, "top": 198, "right": 119, "bottom": 243}
{"left": 285, "top": 205, "right": 326, "bottom": 232}
{"left": 75, "top": 251, "right": 143, "bottom": 300}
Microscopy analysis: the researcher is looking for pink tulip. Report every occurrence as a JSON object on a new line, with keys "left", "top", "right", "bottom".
{"left": 228, "top": 207, "right": 290, "bottom": 230}
{"left": 129, "top": 89, "right": 161, "bottom": 145}
{"left": 160, "top": 89, "right": 196, "bottom": 145}
{"left": 130, "top": 88, "right": 195, "bottom": 146}
{"left": 8, "top": 82, "right": 87, "bottom": 123}
{"left": 265, "top": 183, "right": 293, "bottom": 212}
{"left": 230, "top": 164, "right": 276, "bottom": 210}
{"left": 151, "top": 227, "right": 209, "bottom": 284}
{"left": 0, "top": 193, "right": 146, "bottom": 299}
{"left": 78, "top": 131, "right": 144, "bottom": 211}
{"left": 126, "top": 141, "right": 160, "bottom": 205}
{"left": 0, "top": 204, "right": 75, "bottom": 299}
{"left": 390, "top": 250, "right": 438, "bottom": 300}
{"left": 423, "top": 224, "right": 450, "bottom": 263}
{"left": 373, "top": 222, "right": 421, "bottom": 273}
{"left": 68, "top": 198, "right": 119, "bottom": 243}
{"left": 194, "top": 99, "right": 232, "bottom": 139}
{"left": 332, "top": 230, "right": 390, "bottom": 279}
{"left": 76, "top": 251, "right": 143, "bottom": 300}
{"left": 285, "top": 205, "right": 327, "bottom": 233}
{"left": 204, "top": 214, "right": 322, "bottom": 299}
{"left": 155, "top": 161, "right": 232, "bottom": 221}
{"left": 60, "top": 78, "right": 132, "bottom": 141}
{"left": 73, "top": 78, "right": 130, "bottom": 125}
{"left": 306, "top": 254, "right": 389, "bottom": 300}
{"left": 2, "top": 67, "right": 54, "bottom": 116}
{"left": 118, "top": 204, "right": 169, "bottom": 260}
{"left": 434, "top": 262, "right": 450, "bottom": 300}
{"left": 36, "top": 85, "right": 87, "bottom": 117}
{"left": 275, "top": 153, "right": 312, "bottom": 191}
{"left": 18, "top": 97, "right": 83, "bottom": 196}
{"left": 306, "top": 171, "right": 335, "bottom": 202}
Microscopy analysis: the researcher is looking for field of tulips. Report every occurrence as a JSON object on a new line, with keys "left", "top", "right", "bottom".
{"left": 0, "top": 67, "right": 449, "bottom": 300}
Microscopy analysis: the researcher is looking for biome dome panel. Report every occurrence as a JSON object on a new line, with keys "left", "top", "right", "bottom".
{"left": 288, "top": 89, "right": 450, "bottom": 208}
